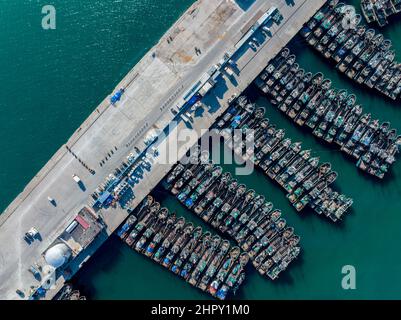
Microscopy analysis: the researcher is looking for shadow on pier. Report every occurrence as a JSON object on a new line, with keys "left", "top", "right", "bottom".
{"left": 78, "top": 181, "right": 87, "bottom": 192}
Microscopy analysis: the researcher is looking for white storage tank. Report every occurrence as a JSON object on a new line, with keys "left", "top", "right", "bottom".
{"left": 44, "top": 243, "right": 72, "bottom": 269}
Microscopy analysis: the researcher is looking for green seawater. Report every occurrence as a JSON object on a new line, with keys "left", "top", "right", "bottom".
{"left": 2, "top": 0, "right": 401, "bottom": 299}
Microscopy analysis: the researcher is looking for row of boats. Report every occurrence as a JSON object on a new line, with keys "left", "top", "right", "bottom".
{"left": 361, "top": 0, "right": 401, "bottom": 27}
{"left": 213, "top": 96, "right": 353, "bottom": 222}
{"left": 255, "top": 47, "right": 401, "bottom": 179}
{"left": 117, "top": 195, "right": 248, "bottom": 300}
{"left": 163, "top": 146, "right": 301, "bottom": 280}
{"left": 300, "top": 1, "right": 401, "bottom": 100}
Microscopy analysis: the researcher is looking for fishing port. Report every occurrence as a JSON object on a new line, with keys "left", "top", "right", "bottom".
{"left": 0, "top": 0, "right": 328, "bottom": 300}
{"left": 255, "top": 47, "right": 401, "bottom": 178}
{"left": 301, "top": 1, "right": 401, "bottom": 100}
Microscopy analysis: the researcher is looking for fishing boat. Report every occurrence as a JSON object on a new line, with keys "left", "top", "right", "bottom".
{"left": 121, "top": 198, "right": 247, "bottom": 300}
{"left": 212, "top": 95, "right": 353, "bottom": 221}
{"left": 255, "top": 47, "right": 400, "bottom": 179}
{"left": 164, "top": 150, "right": 302, "bottom": 278}
{"left": 301, "top": 2, "right": 401, "bottom": 100}
{"left": 361, "top": 0, "right": 401, "bottom": 27}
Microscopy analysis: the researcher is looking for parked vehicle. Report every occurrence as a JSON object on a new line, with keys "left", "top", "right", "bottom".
{"left": 28, "top": 265, "right": 41, "bottom": 280}
{"left": 15, "top": 289, "right": 25, "bottom": 298}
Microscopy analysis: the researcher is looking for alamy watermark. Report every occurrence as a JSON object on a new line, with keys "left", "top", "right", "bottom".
{"left": 341, "top": 265, "right": 356, "bottom": 290}
{"left": 145, "top": 121, "right": 255, "bottom": 176}
{"left": 42, "top": 5, "right": 56, "bottom": 30}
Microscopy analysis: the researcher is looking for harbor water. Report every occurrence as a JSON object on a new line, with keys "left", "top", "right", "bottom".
{"left": 2, "top": 0, "right": 401, "bottom": 299}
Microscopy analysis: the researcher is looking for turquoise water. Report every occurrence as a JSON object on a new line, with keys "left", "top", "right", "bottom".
{"left": 2, "top": 0, "right": 401, "bottom": 299}
{"left": 0, "top": 0, "right": 193, "bottom": 211}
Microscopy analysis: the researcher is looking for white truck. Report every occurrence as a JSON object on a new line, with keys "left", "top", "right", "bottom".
{"left": 24, "top": 227, "right": 39, "bottom": 243}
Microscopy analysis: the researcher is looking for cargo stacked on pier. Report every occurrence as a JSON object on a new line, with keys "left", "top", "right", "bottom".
{"left": 213, "top": 96, "right": 353, "bottom": 222}
{"left": 163, "top": 147, "right": 301, "bottom": 280}
{"left": 117, "top": 196, "right": 248, "bottom": 300}
{"left": 255, "top": 47, "right": 401, "bottom": 179}
{"left": 300, "top": 0, "right": 401, "bottom": 100}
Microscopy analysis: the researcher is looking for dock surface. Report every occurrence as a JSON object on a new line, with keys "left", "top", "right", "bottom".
{"left": 0, "top": 0, "right": 326, "bottom": 299}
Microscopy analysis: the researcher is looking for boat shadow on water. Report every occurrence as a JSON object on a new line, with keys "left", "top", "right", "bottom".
{"left": 273, "top": 252, "right": 303, "bottom": 286}
{"left": 297, "top": 204, "right": 349, "bottom": 231}
{"left": 252, "top": 254, "right": 302, "bottom": 288}
{"left": 357, "top": 163, "right": 399, "bottom": 186}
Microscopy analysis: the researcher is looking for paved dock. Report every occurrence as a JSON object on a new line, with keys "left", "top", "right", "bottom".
{"left": 0, "top": 0, "right": 326, "bottom": 299}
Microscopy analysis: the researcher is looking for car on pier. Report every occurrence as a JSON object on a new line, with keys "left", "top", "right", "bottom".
{"left": 24, "top": 227, "right": 40, "bottom": 244}
{"left": 15, "top": 289, "right": 25, "bottom": 298}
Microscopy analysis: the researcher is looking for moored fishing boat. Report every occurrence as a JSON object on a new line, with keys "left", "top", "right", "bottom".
{"left": 164, "top": 149, "right": 302, "bottom": 279}
{"left": 255, "top": 47, "right": 400, "bottom": 179}
{"left": 301, "top": 2, "right": 401, "bottom": 100}
{"left": 361, "top": 0, "right": 401, "bottom": 27}
{"left": 212, "top": 95, "right": 353, "bottom": 222}
{"left": 119, "top": 198, "right": 247, "bottom": 300}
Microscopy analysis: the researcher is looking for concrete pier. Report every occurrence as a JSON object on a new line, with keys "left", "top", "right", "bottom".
{"left": 0, "top": 0, "right": 326, "bottom": 299}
